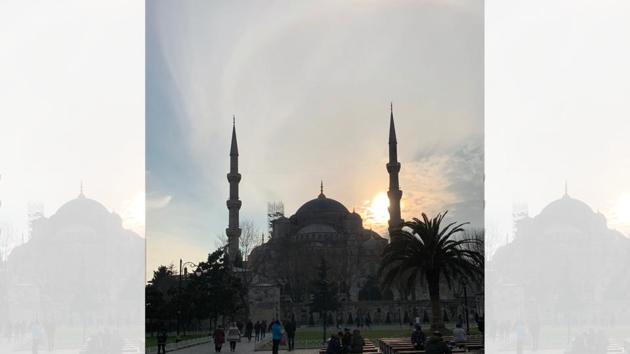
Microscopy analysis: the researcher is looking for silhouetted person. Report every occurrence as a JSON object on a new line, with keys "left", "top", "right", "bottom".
{"left": 254, "top": 321, "right": 261, "bottom": 341}
{"left": 285, "top": 319, "right": 296, "bottom": 351}
{"left": 44, "top": 320, "right": 55, "bottom": 351}
{"left": 245, "top": 320, "right": 253, "bottom": 342}
{"left": 424, "top": 331, "right": 452, "bottom": 354}
{"left": 326, "top": 333, "right": 343, "bottom": 354}
{"left": 261, "top": 320, "right": 267, "bottom": 339}
{"left": 157, "top": 327, "right": 168, "bottom": 354}
{"left": 213, "top": 325, "right": 225, "bottom": 352}
{"left": 341, "top": 328, "right": 352, "bottom": 352}
{"left": 350, "top": 329, "right": 365, "bottom": 353}
{"left": 411, "top": 324, "right": 426, "bottom": 350}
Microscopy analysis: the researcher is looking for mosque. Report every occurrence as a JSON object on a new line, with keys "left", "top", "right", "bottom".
{"left": 488, "top": 188, "right": 630, "bottom": 327}
{"left": 3, "top": 187, "right": 144, "bottom": 328}
{"left": 224, "top": 107, "right": 473, "bottom": 324}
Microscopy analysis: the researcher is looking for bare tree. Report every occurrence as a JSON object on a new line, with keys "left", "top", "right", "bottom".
{"left": 214, "top": 233, "right": 228, "bottom": 249}
{"left": 213, "top": 219, "right": 261, "bottom": 261}
{"left": 240, "top": 219, "right": 260, "bottom": 261}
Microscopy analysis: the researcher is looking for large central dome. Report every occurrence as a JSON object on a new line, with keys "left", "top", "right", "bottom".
{"left": 295, "top": 192, "right": 349, "bottom": 217}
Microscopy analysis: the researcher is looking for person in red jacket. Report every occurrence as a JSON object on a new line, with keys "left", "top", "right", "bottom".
{"left": 213, "top": 325, "right": 226, "bottom": 352}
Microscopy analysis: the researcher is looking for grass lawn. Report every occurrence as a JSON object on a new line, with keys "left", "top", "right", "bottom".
{"left": 255, "top": 323, "right": 481, "bottom": 350}
{"left": 145, "top": 333, "right": 210, "bottom": 348}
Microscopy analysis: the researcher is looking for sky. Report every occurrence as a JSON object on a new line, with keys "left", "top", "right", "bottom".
{"left": 485, "top": 0, "right": 630, "bottom": 256}
{"left": 0, "top": 1, "right": 145, "bottom": 259}
{"left": 146, "top": 0, "right": 484, "bottom": 275}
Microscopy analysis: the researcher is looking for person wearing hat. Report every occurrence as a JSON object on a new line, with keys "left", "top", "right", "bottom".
{"left": 424, "top": 331, "right": 452, "bottom": 354}
{"left": 411, "top": 324, "right": 426, "bottom": 350}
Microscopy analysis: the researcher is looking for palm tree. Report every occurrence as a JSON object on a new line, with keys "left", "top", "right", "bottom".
{"left": 378, "top": 212, "right": 483, "bottom": 330}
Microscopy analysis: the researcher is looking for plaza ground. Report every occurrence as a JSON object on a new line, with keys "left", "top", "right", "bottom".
{"left": 145, "top": 323, "right": 481, "bottom": 353}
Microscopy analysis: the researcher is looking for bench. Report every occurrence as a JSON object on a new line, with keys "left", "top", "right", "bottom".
{"left": 379, "top": 336, "right": 483, "bottom": 354}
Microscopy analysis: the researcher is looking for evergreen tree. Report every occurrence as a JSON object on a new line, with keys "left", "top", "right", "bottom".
{"left": 309, "top": 257, "right": 340, "bottom": 343}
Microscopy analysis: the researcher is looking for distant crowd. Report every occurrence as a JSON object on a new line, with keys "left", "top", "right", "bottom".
{"left": 211, "top": 318, "right": 298, "bottom": 354}
{"left": 1, "top": 320, "right": 55, "bottom": 354}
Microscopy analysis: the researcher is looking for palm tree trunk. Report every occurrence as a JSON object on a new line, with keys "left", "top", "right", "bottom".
{"left": 427, "top": 272, "right": 443, "bottom": 331}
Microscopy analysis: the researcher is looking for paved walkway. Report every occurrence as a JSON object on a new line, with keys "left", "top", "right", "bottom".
{"left": 171, "top": 340, "right": 318, "bottom": 354}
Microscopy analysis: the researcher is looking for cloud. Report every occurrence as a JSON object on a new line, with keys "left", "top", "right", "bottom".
{"left": 146, "top": 193, "right": 172, "bottom": 209}
{"left": 402, "top": 141, "right": 483, "bottom": 228}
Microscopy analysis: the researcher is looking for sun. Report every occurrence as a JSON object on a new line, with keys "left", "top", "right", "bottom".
{"left": 612, "top": 193, "right": 630, "bottom": 226}
{"left": 120, "top": 191, "right": 145, "bottom": 236}
{"left": 368, "top": 192, "right": 390, "bottom": 225}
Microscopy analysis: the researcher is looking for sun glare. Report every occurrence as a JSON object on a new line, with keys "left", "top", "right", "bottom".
{"left": 613, "top": 193, "right": 630, "bottom": 226}
{"left": 120, "top": 191, "right": 146, "bottom": 237}
{"left": 368, "top": 192, "right": 390, "bottom": 225}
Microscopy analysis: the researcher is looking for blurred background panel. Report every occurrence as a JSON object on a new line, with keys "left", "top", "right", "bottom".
{"left": 0, "top": 0, "right": 145, "bottom": 353}
{"left": 486, "top": 1, "right": 630, "bottom": 353}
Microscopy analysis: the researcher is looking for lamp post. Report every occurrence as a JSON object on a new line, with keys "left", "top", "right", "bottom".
{"left": 178, "top": 259, "right": 198, "bottom": 340}
{"left": 462, "top": 282, "right": 470, "bottom": 334}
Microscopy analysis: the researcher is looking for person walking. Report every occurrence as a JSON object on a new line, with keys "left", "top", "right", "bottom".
{"left": 261, "top": 320, "right": 267, "bottom": 339}
{"left": 213, "top": 325, "right": 226, "bottom": 353}
{"left": 271, "top": 320, "right": 283, "bottom": 354}
{"left": 245, "top": 320, "right": 253, "bottom": 342}
{"left": 31, "top": 321, "right": 43, "bottom": 354}
{"left": 156, "top": 327, "right": 168, "bottom": 354}
{"left": 285, "top": 319, "right": 296, "bottom": 351}
{"left": 424, "top": 331, "right": 452, "bottom": 354}
{"left": 254, "top": 321, "right": 261, "bottom": 342}
{"left": 226, "top": 323, "right": 241, "bottom": 352}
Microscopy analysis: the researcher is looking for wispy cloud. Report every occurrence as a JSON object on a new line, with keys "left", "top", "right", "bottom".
{"left": 147, "top": 0, "right": 483, "bottom": 268}
{"left": 147, "top": 193, "right": 172, "bottom": 210}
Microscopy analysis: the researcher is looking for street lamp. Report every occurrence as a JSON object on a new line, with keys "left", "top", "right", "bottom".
{"left": 462, "top": 282, "right": 470, "bottom": 334}
{"left": 178, "top": 259, "right": 199, "bottom": 340}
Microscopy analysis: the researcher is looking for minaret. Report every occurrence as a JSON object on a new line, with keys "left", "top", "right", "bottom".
{"left": 387, "top": 103, "right": 403, "bottom": 238}
{"left": 226, "top": 116, "right": 242, "bottom": 266}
